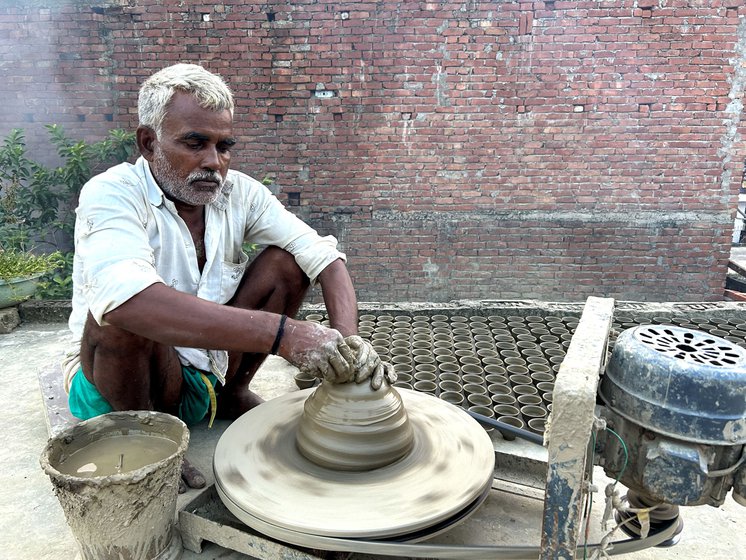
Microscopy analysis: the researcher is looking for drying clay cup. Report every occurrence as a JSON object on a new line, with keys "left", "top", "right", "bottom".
{"left": 467, "top": 393, "right": 493, "bottom": 407}
{"left": 528, "top": 417, "right": 547, "bottom": 434}
{"left": 440, "top": 391, "right": 465, "bottom": 406}
{"left": 40, "top": 411, "right": 188, "bottom": 560}
{"left": 492, "top": 393, "right": 517, "bottom": 406}
{"left": 517, "top": 394, "right": 542, "bottom": 406}
{"left": 496, "top": 415, "right": 525, "bottom": 441}
{"left": 294, "top": 372, "right": 318, "bottom": 390}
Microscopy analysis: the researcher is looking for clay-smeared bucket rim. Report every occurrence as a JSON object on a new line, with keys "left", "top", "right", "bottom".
{"left": 40, "top": 410, "right": 189, "bottom": 487}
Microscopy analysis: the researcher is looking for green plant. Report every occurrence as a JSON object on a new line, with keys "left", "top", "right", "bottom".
{"left": 39, "top": 250, "right": 74, "bottom": 299}
{"left": 0, "top": 125, "right": 136, "bottom": 298}
{"left": 0, "top": 249, "right": 63, "bottom": 282}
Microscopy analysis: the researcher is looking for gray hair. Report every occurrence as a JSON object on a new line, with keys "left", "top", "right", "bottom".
{"left": 137, "top": 63, "right": 234, "bottom": 136}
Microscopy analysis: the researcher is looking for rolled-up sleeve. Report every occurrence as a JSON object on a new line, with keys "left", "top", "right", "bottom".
{"left": 75, "top": 176, "right": 164, "bottom": 325}
{"left": 238, "top": 179, "right": 346, "bottom": 284}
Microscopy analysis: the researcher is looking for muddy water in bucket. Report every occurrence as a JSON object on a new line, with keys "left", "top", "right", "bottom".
{"left": 40, "top": 411, "right": 188, "bottom": 560}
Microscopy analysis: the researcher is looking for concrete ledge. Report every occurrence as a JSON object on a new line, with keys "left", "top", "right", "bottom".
{"left": 17, "top": 298, "right": 746, "bottom": 326}
{"left": 19, "top": 300, "right": 71, "bottom": 323}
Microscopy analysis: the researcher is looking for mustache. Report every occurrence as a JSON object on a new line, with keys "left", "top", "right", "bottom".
{"left": 188, "top": 170, "right": 224, "bottom": 184}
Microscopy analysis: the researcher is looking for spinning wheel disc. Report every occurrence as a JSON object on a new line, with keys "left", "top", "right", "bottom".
{"left": 213, "top": 387, "right": 495, "bottom": 540}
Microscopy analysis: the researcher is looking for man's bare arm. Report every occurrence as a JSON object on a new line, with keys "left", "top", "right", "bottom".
{"left": 104, "top": 283, "right": 353, "bottom": 380}
{"left": 104, "top": 283, "right": 278, "bottom": 353}
{"left": 318, "top": 259, "right": 359, "bottom": 337}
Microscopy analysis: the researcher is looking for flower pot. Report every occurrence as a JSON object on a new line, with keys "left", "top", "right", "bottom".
{"left": 0, "top": 274, "right": 41, "bottom": 309}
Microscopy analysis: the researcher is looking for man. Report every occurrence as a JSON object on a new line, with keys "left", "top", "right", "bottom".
{"left": 62, "top": 63, "right": 394, "bottom": 490}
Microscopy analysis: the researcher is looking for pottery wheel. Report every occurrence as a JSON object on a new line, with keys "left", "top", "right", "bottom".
{"left": 213, "top": 387, "right": 495, "bottom": 540}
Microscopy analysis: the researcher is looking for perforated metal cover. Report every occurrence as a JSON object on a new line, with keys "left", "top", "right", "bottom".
{"left": 635, "top": 325, "right": 746, "bottom": 367}
{"left": 599, "top": 324, "right": 746, "bottom": 444}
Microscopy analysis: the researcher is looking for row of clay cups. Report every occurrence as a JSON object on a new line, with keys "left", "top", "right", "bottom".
{"left": 361, "top": 311, "right": 575, "bottom": 332}
{"left": 490, "top": 392, "right": 549, "bottom": 407}
{"left": 499, "top": 391, "right": 553, "bottom": 408}
{"left": 392, "top": 362, "right": 493, "bottom": 381}
{"left": 433, "top": 348, "right": 503, "bottom": 365}
{"left": 434, "top": 362, "right": 488, "bottom": 376}
{"left": 393, "top": 373, "right": 541, "bottom": 401}
{"left": 506, "top": 371, "right": 553, "bottom": 386}
{"left": 433, "top": 378, "right": 552, "bottom": 409}
{"left": 430, "top": 314, "right": 497, "bottom": 326}
{"left": 497, "top": 352, "right": 553, "bottom": 368}
{"left": 505, "top": 403, "right": 550, "bottom": 420}
{"left": 498, "top": 340, "right": 568, "bottom": 357}
{"left": 394, "top": 359, "right": 557, "bottom": 385}
{"left": 508, "top": 324, "right": 571, "bottom": 336}
{"left": 482, "top": 368, "right": 554, "bottom": 385}
{"left": 497, "top": 415, "right": 547, "bottom": 438}
{"left": 503, "top": 338, "right": 570, "bottom": 352}
{"left": 508, "top": 350, "right": 566, "bottom": 367}
{"left": 487, "top": 382, "right": 551, "bottom": 404}
{"left": 373, "top": 336, "right": 567, "bottom": 368}
{"left": 437, "top": 372, "right": 491, "bottom": 389}
{"left": 464, "top": 399, "right": 549, "bottom": 435}
{"left": 494, "top": 403, "right": 549, "bottom": 435}
{"left": 382, "top": 330, "right": 569, "bottom": 360}
{"left": 495, "top": 344, "right": 567, "bottom": 364}
{"left": 439, "top": 390, "right": 517, "bottom": 411}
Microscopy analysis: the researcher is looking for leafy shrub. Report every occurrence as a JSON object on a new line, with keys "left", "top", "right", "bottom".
{"left": 0, "top": 125, "right": 136, "bottom": 298}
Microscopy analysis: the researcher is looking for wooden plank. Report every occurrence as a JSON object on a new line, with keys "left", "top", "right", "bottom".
{"left": 728, "top": 258, "right": 746, "bottom": 279}
{"left": 724, "top": 289, "right": 746, "bottom": 302}
{"left": 540, "top": 296, "right": 615, "bottom": 560}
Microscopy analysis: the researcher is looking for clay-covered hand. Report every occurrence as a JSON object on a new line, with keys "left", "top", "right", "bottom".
{"left": 283, "top": 320, "right": 356, "bottom": 383}
{"left": 345, "top": 335, "right": 398, "bottom": 390}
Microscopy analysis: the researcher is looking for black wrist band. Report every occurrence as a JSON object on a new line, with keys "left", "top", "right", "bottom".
{"left": 270, "top": 314, "right": 287, "bottom": 355}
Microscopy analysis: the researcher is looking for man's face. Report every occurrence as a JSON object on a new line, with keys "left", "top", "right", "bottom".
{"left": 147, "top": 92, "right": 235, "bottom": 207}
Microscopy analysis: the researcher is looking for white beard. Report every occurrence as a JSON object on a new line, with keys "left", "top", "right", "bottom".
{"left": 151, "top": 146, "right": 224, "bottom": 206}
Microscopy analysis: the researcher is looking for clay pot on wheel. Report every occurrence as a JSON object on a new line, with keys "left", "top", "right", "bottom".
{"left": 296, "top": 380, "right": 415, "bottom": 471}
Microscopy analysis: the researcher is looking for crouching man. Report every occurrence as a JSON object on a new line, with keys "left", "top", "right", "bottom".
{"left": 61, "top": 63, "right": 394, "bottom": 490}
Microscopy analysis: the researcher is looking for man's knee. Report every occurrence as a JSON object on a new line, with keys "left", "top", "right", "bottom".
{"left": 231, "top": 246, "right": 309, "bottom": 310}
{"left": 257, "top": 246, "right": 309, "bottom": 289}
{"left": 79, "top": 313, "right": 181, "bottom": 411}
{"left": 81, "top": 313, "right": 155, "bottom": 356}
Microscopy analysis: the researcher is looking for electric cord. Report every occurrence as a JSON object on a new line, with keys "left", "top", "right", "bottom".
{"left": 467, "top": 410, "right": 545, "bottom": 445}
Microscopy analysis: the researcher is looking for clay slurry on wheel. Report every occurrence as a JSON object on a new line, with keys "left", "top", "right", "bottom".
{"left": 213, "top": 383, "right": 495, "bottom": 541}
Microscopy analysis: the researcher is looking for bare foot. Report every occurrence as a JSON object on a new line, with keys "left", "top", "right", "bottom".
{"left": 179, "top": 458, "right": 206, "bottom": 494}
{"left": 217, "top": 388, "right": 265, "bottom": 420}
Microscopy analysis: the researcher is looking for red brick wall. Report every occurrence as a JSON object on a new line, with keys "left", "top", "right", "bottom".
{"left": 2, "top": 0, "right": 745, "bottom": 302}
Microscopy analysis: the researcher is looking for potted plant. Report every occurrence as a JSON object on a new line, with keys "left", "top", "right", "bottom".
{"left": 0, "top": 247, "right": 63, "bottom": 309}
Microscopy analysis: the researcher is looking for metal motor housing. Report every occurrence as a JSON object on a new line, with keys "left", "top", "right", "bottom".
{"left": 598, "top": 324, "right": 746, "bottom": 507}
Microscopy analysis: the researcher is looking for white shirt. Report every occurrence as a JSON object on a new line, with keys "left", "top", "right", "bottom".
{"left": 62, "top": 156, "right": 345, "bottom": 391}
